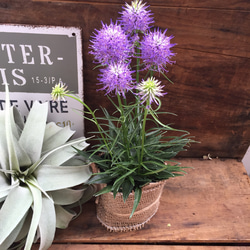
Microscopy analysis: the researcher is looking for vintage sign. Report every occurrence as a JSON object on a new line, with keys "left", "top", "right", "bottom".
{"left": 0, "top": 24, "right": 84, "bottom": 137}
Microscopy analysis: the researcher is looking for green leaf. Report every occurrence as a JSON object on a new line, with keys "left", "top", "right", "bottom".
{"left": 34, "top": 164, "right": 92, "bottom": 191}
{"left": 94, "top": 185, "right": 113, "bottom": 196}
{"left": 112, "top": 168, "right": 136, "bottom": 197}
{"left": 19, "top": 101, "right": 48, "bottom": 163}
{"left": 0, "top": 186, "right": 33, "bottom": 245}
{"left": 130, "top": 187, "right": 142, "bottom": 218}
{"left": 121, "top": 179, "right": 134, "bottom": 202}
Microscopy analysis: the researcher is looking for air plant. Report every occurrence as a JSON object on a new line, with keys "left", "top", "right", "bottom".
{"left": 0, "top": 85, "right": 94, "bottom": 250}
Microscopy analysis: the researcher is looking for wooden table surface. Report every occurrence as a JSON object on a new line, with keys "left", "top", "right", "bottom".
{"left": 34, "top": 158, "right": 250, "bottom": 249}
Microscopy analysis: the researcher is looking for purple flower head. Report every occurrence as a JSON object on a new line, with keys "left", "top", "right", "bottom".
{"left": 97, "top": 62, "right": 135, "bottom": 98}
{"left": 137, "top": 76, "right": 167, "bottom": 108}
{"left": 140, "top": 28, "right": 176, "bottom": 73}
{"left": 119, "top": 0, "right": 154, "bottom": 34}
{"left": 89, "top": 20, "right": 132, "bottom": 65}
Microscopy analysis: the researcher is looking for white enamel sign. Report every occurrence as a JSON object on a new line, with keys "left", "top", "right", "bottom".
{"left": 0, "top": 24, "right": 84, "bottom": 137}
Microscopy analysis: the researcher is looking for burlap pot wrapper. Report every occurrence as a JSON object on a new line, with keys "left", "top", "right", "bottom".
{"left": 96, "top": 181, "right": 166, "bottom": 232}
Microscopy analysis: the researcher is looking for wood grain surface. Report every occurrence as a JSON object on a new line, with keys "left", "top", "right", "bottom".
{"left": 33, "top": 244, "right": 250, "bottom": 250}
{"left": 35, "top": 159, "right": 250, "bottom": 247}
{"left": 0, "top": 1, "right": 249, "bottom": 158}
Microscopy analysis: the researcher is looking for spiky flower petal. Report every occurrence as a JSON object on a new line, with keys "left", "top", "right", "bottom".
{"left": 97, "top": 62, "right": 134, "bottom": 97}
{"left": 119, "top": 0, "right": 154, "bottom": 34}
{"left": 137, "top": 77, "right": 166, "bottom": 107}
{"left": 51, "top": 81, "right": 69, "bottom": 101}
{"left": 140, "top": 28, "right": 176, "bottom": 73}
{"left": 89, "top": 21, "right": 132, "bottom": 65}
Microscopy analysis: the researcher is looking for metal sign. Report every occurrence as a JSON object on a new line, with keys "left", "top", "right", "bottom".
{"left": 0, "top": 24, "right": 84, "bottom": 137}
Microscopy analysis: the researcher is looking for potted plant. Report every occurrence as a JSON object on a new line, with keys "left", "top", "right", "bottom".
{"left": 0, "top": 85, "right": 95, "bottom": 249}
{"left": 51, "top": 0, "right": 195, "bottom": 232}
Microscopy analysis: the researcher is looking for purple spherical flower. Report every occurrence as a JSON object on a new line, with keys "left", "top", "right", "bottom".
{"left": 97, "top": 62, "right": 135, "bottom": 97}
{"left": 89, "top": 21, "right": 132, "bottom": 65}
{"left": 140, "top": 28, "right": 176, "bottom": 73}
{"left": 119, "top": 0, "right": 154, "bottom": 34}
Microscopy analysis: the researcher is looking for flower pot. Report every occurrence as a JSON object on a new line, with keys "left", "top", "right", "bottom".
{"left": 96, "top": 181, "right": 166, "bottom": 232}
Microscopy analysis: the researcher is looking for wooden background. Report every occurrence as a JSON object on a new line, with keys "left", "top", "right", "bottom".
{"left": 0, "top": 0, "right": 249, "bottom": 159}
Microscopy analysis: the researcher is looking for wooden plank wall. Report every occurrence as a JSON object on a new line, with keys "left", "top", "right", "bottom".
{"left": 0, "top": 0, "right": 249, "bottom": 159}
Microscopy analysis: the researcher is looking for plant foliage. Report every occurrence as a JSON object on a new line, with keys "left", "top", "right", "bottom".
{"left": 52, "top": 0, "right": 196, "bottom": 218}
{"left": 0, "top": 85, "right": 95, "bottom": 250}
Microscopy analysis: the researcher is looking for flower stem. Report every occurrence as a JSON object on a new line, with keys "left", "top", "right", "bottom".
{"left": 65, "top": 93, "right": 112, "bottom": 156}
{"left": 116, "top": 93, "right": 129, "bottom": 159}
{"left": 140, "top": 99, "right": 149, "bottom": 165}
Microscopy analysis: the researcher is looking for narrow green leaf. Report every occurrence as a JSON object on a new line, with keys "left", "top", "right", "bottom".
{"left": 94, "top": 185, "right": 113, "bottom": 196}
{"left": 130, "top": 187, "right": 142, "bottom": 218}
{"left": 112, "top": 168, "right": 136, "bottom": 197}
{"left": 121, "top": 180, "right": 134, "bottom": 202}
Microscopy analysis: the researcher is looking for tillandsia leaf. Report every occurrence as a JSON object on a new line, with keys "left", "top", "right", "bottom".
{"left": 10, "top": 130, "right": 32, "bottom": 168}
{"left": 0, "top": 87, "right": 94, "bottom": 250}
{"left": 24, "top": 180, "right": 43, "bottom": 250}
{"left": 28, "top": 137, "right": 90, "bottom": 174}
{"left": 49, "top": 188, "right": 85, "bottom": 205}
{"left": 42, "top": 123, "right": 75, "bottom": 152}
{"left": 55, "top": 205, "right": 76, "bottom": 229}
{"left": 39, "top": 137, "right": 89, "bottom": 166}
{"left": 19, "top": 101, "right": 48, "bottom": 164}
{"left": 75, "top": 184, "right": 97, "bottom": 205}
{"left": 0, "top": 210, "right": 28, "bottom": 250}
{"left": 5, "top": 85, "right": 19, "bottom": 172}
{"left": 11, "top": 106, "right": 24, "bottom": 135}
{"left": 0, "top": 186, "right": 33, "bottom": 245}
{"left": 0, "top": 111, "right": 9, "bottom": 171}
{"left": 62, "top": 184, "right": 96, "bottom": 210}
{"left": 0, "top": 175, "right": 18, "bottom": 202}
{"left": 34, "top": 164, "right": 92, "bottom": 191}
{"left": 38, "top": 196, "right": 56, "bottom": 250}
{"left": 15, "top": 210, "right": 32, "bottom": 243}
